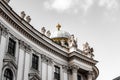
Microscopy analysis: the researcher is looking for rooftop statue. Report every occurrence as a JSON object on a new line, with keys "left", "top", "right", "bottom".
{"left": 68, "top": 35, "right": 78, "bottom": 49}
{"left": 26, "top": 16, "right": 31, "bottom": 23}
{"left": 46, "top": 30, "right": 51, "bottom": 37}
{"left": 82, "top": 42, "right": 94, "bottom": 58}
{"left": 20, "top": 11, "right": 26, "bottom": 19}
{"left": 41, "top": 27, "right": 46, "bottom": 34}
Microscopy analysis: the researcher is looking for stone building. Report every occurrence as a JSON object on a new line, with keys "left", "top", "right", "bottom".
{"left": 0, "top": 0, "right": 99, "bottom": 80}
{"left": 113, "top": 76, "right": 120, "bottom": 80}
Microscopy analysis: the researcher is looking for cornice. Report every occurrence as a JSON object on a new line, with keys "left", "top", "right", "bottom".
{"left": 92, "top": 66, "right": 99, "bottom": 79}
{"left": 69, "top": 51, "right": 98, "bottom": 66}
{"left": 0, "top": 1, "right": 68, "bottom": 60}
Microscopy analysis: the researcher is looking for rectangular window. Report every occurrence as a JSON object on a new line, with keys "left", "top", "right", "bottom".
{"left": 77, "top": 75, "right": 81, "bottom": 80}
{"left": 32, "top": 54, "right": 39, "bottom": 70}
{"left": 8, "top": 38, "right": 16, "bottom": 56}
{"left": 54, "top": 66, "right": 60, "bottom": 80}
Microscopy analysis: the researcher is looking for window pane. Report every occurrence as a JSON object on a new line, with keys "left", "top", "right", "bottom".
{"left": 8, "top": 38, "right": 16, "bottom": 56}
{"left": 77, "top": 75, "right": 81, "bottom": 80}
{"left": 32, "top": 54, "right": 39, "bottom": 70}
{"left": 54, "top": 66, "right": 60, "bottom": 80}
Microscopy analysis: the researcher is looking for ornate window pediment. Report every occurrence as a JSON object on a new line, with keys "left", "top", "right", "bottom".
{"left": 3, "top": 59, "right": 17, "bottom": 69}
{"left": 29, "top": 73, "right": 41, "bottom": 80}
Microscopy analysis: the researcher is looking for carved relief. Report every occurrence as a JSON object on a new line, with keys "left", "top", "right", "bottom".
{"left": 47, "top": 58, "right": 53, "bottom": 65}
{"left": 41, "top": 54, "right": 47, "bottom": 62}
{"left": 62, "top": 65, "right": 68, "bottom": 73}
{"left": 69, "top": 65, "right": 79, "bottom": 73}
{"left": 19, "top": 40, "right": 31, "bottom": 53}
{"left": 0, "top": 22, "right": 8, "bottom": 37}
{"left": 41, "top": 54, "right": 53, "bottom": 65}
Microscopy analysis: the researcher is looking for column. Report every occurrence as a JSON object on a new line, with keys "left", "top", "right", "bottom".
{"left": 62, "top": 66, "right": 68, "bottom": 80}
{"left": 17, "top": 41, "right": 25, "bottom": 80}
{"left": 47, "top": 58, "right": 53, "bottom": 80}
{"left": 71, "top": 65, "right": 79, "bottom": 80}
{"left": 41, "top": 55, "right": 47, "bottom": 80}
{"left": 0, "top": 26, "right": 8, "bottom": 78}
{"left": 23, "top": 44, "right": 31, "bottom": 80}
{"left": 87, "top": 71, "right": 93, "bottom": 80}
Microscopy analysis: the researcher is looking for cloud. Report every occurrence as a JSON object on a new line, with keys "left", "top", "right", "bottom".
{"left": 44, "top": 0, "right": 73, "bottom": 12}
{"left": 99, "top": 0, "right": 118, "bottom": 10}
{"left": 81, "top": 0, "right": 94, "bottom": 12}
{"left": 44, "top": 0, "right": 94, "bottom": 13}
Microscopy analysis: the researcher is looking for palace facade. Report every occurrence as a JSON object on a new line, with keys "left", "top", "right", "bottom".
{"left": 0, "top": 0, "right": 99, "bottom": 80}
{"left": 113, "top": 76, "right": 120, "bottom": 80}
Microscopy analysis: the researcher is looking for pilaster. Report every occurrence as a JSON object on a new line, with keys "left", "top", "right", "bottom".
{"left": 71, "top": 65, "right": 79, "bottom": 80}
{"left": 62, "top": 65, "right": 68, "bottom": 80}
{"left": 0, "top": 23, "right": 8, "bottom": 79}
{"left": 41, "top": 54, "right": 48, "bottom": 80}
{"left": 87, "top": 71, "right": 93, "bottom": 80}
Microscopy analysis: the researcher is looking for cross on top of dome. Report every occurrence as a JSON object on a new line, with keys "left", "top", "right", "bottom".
{"left": 56, "top": 23, "right": 61, "bottom": 31}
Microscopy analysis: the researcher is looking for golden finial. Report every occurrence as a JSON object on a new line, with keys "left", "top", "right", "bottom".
{"left": 56, "top": 23, "right": 61, "bottom": 31}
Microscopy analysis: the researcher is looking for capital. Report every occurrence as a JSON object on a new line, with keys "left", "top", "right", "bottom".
{"left": 70, "top": 65, "right": 79, "bottom": 73}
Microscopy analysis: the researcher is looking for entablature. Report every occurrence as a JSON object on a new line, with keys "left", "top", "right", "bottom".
{"left": 68, "top": 51, "right": 98, "bottom": 66}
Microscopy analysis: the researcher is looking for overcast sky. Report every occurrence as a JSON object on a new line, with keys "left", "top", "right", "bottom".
{"left": 9, "top": 0, "right": 120, "bottom": 80}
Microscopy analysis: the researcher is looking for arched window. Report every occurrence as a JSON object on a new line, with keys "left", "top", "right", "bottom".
{"left": 4, "top": 69, "right": 13, "bottom": 80}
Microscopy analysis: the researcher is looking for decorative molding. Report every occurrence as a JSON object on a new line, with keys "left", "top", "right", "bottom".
{"left": 28, "top": 73, "right": 41, "bottom": 80}
{"left": 47, "top": 57, "right": 53, "bottom": 65}
{"left": 4, "top": 53, "right": 16, "bottom": 61}
{"left": 69, "top": 52, "right": 97, "bottom": 66}
{"left": 62, "top": 65, "right": 68, "bottom": 73}
{"left": 19, "top": 40, "right": 32, "bottom": 53}
{"left": 0, "top": 22, "right": 8, "bottom": 37}
{"left": 41, "top": 54, "right": 47, "bottom": 63}
{"left": 9, "top": 33, "right": 17, "bottom": 41}
{"left": 69, "top": 65, "right": 79, "bottom": 73}
{"left": 41, "top": 54, "right": 53, "bottom": 65}
{"left": 3, "top": 59, "right": 17, "bottom": 70}
{"left": 2, "top": 61, "right": 17, "bottom": 80}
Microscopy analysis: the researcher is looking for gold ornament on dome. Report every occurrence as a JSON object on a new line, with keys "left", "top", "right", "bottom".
{"left": 56, "top": 23, "right": 61, "bottom": 31}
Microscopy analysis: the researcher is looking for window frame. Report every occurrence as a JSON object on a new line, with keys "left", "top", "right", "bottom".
{"left": 32, "top": 54, "right": 39, "bottom": 70}
{"left": 54, "top": 65, "right": 60, "bottom": 80}
{"left": 7, "top": 38, "right": 16, "bottom": 57}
